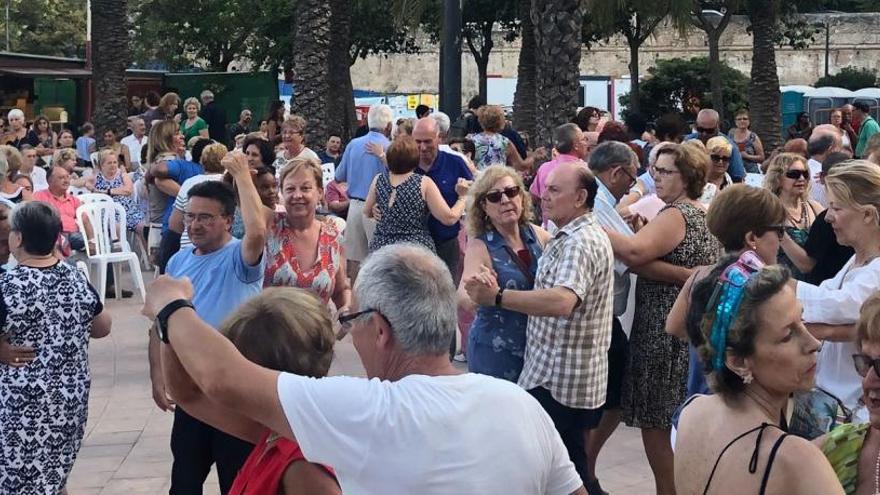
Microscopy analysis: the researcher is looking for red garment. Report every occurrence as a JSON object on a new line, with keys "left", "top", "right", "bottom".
{"left": 264, "top": 215, "right": 342, "bottom": 304}
{"left": 33, "top": 189, "right": 81, "bottom": 233}
{"left": 228, "top": 430, "right": 335, "bottom": 495}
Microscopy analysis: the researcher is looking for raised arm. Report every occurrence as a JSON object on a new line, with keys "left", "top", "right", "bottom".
{"left": 224, "top": 152, "right": 267, "bottom": 265}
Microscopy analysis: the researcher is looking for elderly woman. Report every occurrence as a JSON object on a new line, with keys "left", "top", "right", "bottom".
{"left": 618, "top": 141, "right": 676, "bottom": 213}
{"left": 264, "top": 157, "right": 350, "bottom": 313}
{"left": 365, "top": 135, "right": 469, "bottom": 253}
{"left": 180, "top": 97, "right": 209, "bottom": 145}
{"left": 795, "top": 161, "right": 880, "bottom": 419}
{"left": 0, "top": 201, "right": 111, "bottom": 494}
{"left": 674, "top": 261, "right": 842, "bottom": 494}
{"left": 1, "top": 109, "right": 27, "bottom": 149}
{"left": 468, "top": 105, "right": 533, "bottom": 171}
{"left": 763, "top": 152, "right": 824, "bottom": 280}
{"left": 667, "top": 185, "right": 786, "bottom": 401}
{"left": 699, "top": 136, "right": 734, "bottom": 205}
{"left": 85, "top": 149, "right": 143, "bottom": 233}
{"left": 606, "top": 142, "right": 719, "bottom": 495}
{"left": 274, "top": 115, "right": 320, "bottom": 169}
{"left": 160, "top": 288, "right": 340, "bottom": 495}
{"left": 458, "top": 165, "right": 551, "bottom": 382}
{"left": 727, "top": 110, "right": 764, "bottom": 173}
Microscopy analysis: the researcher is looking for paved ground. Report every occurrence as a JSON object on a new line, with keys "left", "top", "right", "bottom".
{"left": 67, "top": 290, "right": 657, "bottom": 494}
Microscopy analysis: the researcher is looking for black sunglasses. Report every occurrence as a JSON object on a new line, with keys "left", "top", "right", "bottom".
{"left": 696, "top": 126, "right": 716, "bottom": 135}
{"left": 338, "top": 308, "right": 376, "bottom": 329}
{"left": 785, "top": 169, "right": 810, "bottom": 180}
{"left": 853, "top": 353, "right": 880, "bottom": 379}
{"left": 710, "top": 154, "right": 730, "bottom": 163}
{"left": 758, "top": 225, "right": 786, "bottom": 241}
{"left": 484, "top": 186, "right": 521, "bottom": 203}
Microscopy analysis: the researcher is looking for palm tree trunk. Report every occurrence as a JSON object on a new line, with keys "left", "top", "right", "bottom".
{"left": 91, "top": 0, "right": 130, "bottom": 137}
{"left": 327, "top": 0, "right": 356, "bottom": 142}
{"left": 513, "top": 0, "right": 536, "bottom": 138}
{"left": 748, "top": 0, "right": 781, "bottom": 154}
{"left": 292, "top": 0, "right": 332, "bottom": 148}
{"left": 531, "top": 0, "right": 586, "bottom": 149}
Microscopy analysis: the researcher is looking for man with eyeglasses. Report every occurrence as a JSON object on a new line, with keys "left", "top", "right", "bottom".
{"left": 143, "top": 243, "right": 589, "bottom": 494}
{"left": 685, "top": 109, "right": 745, "bottom": 182}
{"left": 148, "top": 152, "right": 267, "bottom": 494}
{"left": 531, "top": 123, "right": 590, "bottom": 226}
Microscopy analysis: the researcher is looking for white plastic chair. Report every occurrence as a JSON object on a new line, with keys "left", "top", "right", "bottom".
{"left": 76, "top": 201, "right": 146, "bottom": 303}
{"left": 77, "top": 192, "right": 113, "bottom": 205}
{"left": 90, "top": 151, "right": 100, "bottom": 168}
{"left": 321, "top": 162, "right": 335, "bottom": 188}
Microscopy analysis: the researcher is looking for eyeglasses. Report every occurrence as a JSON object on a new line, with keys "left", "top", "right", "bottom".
{"left": 183, "top": 212, "right": 226, "bottom": 225}
{"left": 338, "top": 308, "right": 383, "bottom": 332}
{"left": 853, "top": 353, "right": 880, "bottom": 379}
{"left": 617, "top": 166, "right": 637, "bottom": 187}
{"left": 696, "top": 126, "right": 717, "bottom": 135}
{"left": 653, "top": 167, "right": 680, "bottom": 178}
{"left": 484, "top": 186, "right": 521, "bottom": 203}
{"left": 710, "top": 154, "right": 730, "bottom": 163}
{"left": 759, "top": 225, "right": 786, "bottom": 241}
{"left": 785, "top": 169, "right": 810, "bottom": 180}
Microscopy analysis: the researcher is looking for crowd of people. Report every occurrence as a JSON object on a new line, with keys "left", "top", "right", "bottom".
{"left": 4, "top": 90, "right": 880, "bottom": 494}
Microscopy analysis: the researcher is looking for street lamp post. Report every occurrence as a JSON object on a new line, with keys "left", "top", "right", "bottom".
{"left": 439, "top": 0, "right": 461, "bottom": 119}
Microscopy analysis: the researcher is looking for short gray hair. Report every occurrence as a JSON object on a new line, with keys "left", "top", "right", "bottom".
{"left": 430, "top": 111, "right": 452, "bottom": 135}
{"left": 588, "top": 141, "right": 637, "bottom": 173}
{"left": 7, "top": 109, "right": 24, "bottom": 121}
{"left": 200, "top": 90, "right": 214, "bottom": 100}
{"left": 367, "top": 104, "right": 394, "bottom": 131}
{"left": 354, "top": 244, "right": 456, "bottom": 356}
{"left": 553, "top": 123, "right": 581, "bottom": 154}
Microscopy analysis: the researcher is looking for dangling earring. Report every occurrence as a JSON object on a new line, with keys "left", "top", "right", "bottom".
{"left": 749, "top": 243, "right": 757, "bottom": 251}
{"left": 742, "top": 373, "right": 753, "bottom": 384}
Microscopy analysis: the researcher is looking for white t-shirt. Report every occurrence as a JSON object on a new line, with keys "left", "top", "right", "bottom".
{"left": 28, "top": 167, "right": 48, "bottom": 192}
{"left": 174, "top": 173, "right": 225, "bottom": 248}
{"left": 277, "top": 372, "right": 582, "bottom": 495}
{"left": 807, "top": 158, "right": 827, "bottom": 208}
{"left": 121, "top": 134, "right": 148, "bottom": 167}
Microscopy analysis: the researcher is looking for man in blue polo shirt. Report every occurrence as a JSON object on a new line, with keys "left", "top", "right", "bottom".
{"left": 335, "top": 104, "right": 393, "bottom": 280}
{"left": 685, "top": 108, "right": 745, "bottom": 181}
{"left": 412, "top": 117, "right": 473, "bottom": 280}
{"left": 147, "top": 151, "right": 267, "bottom": 494}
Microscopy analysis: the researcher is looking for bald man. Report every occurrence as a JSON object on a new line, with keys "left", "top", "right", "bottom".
{"left": 684, "top": 109, "right": 745, "bottom": 181}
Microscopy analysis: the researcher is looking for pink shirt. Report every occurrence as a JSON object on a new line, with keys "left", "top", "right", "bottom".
{"left": 528, "top": 153, "right": 582, "bottom": 200}
{"left": 34, "top": 189, "right": 81, "bottom": 233}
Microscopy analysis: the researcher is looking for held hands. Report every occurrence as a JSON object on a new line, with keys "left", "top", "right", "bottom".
{"left": 455, "top": 178, "right": 472, "bottom": 197}
{"left": 463, "top": 265, "right": 500, "bottom": 307}
{"left": 142, "top": 275, "right": 194, "bottom": 321}
{"left": 0, "top": 335, "right": 36, "bottom": 368}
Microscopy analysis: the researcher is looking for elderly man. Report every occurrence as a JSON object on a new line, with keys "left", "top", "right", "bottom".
{"left": 806, "top": 125, "right": 843, "bottom": 208}
{"left": 530, "top": 123, "right": 589, "bottom": 224}
{"left": 33, "top": 166, "right": 81, "bottom": 249}
{"left": 412, "top": 117, "right": 473, "bottom": 280}
{"left": 144, "top": 243, "right": 588, "bottom": 495}
{"left": 228, "top": 109, "right": 253, "bottom": 143}
{"left": 199, "top": 90, "right": 226, "bottom": 144}
{"left": 335, "top": 104, "right": 393, "bottom": 280}
{"left": 430, "top": 111, "right": 470, "bottom": 164}
{"left": 465, "top": 161, "right": 615, "bottom": 493}
{"left": 148, "top": 152, "right": 266, "bottom": 494}
{"left": 121, "top": 117, "right": 148, "bottom": 168}
{"left": 685, "top": 109, "right": 745, "bottom": 181}
{"left": 854, "top": 101, "right": 880, "bottom": 158}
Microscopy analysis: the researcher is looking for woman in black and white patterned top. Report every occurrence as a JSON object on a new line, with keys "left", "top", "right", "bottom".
{"left": 0, "top": 202, "right": 111, "bottom": 494}
{"left": 365, "top": 135, "right": 469, "bottom": 253}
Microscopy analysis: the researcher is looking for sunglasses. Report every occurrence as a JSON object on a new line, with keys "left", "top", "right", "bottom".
{"left": 710, "top": 154, "right": 730, "bottom": 163}
{"left": 696, "top": 126, "right": 717, "bottom": 135}
{"left": 785, "top": 169, "right": 810, "bottom": 180}
{"left": 484, "top": 186, "right": 521, "bottom": 203}
{"left": 759, "top": 225, "right": 786, "bottom": 241}
{"left": 338, "top": 308, "right": 377, "bottom": 331}
{"left": 853, "top": 353, "right": 880, "bottom": 379}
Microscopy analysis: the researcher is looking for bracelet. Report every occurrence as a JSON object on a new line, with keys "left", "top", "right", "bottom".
{"left": 495, "top": 287, "right": 505, "bottom": 307}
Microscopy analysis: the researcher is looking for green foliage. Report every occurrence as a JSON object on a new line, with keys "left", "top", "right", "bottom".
{"left": 619, "top": 56, "right": 750, "bottom": 122}
{"left": 0, "top": 0, "right": 86, "bottom": 57}
{"left": 350, "top": 0, "right": 420, "bottom": 64}
{"left": 815, "top": 67, "right": 878, "bottom": 90}
{"left": 420, "top": 0, "right": 521, "bottom": 45}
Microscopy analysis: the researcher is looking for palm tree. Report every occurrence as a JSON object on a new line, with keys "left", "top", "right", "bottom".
{"left": 327, "top": 0, "right": 357, "bottom": 142}
{"left": 747, "top": 0, "right": 781, "bottom": 153}
{"left": 512, "top": 0, "right": 536, "bottom": 138}
{"left": 532, "top": 0, "right": 587, "bottom": 149}
{"left": 292, "top": 0, "right": 332, "bottom": 147}
{"left": 91, "top": 0, "right": 130, "bottom": 137}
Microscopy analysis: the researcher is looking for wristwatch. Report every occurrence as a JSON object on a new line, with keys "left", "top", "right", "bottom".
{"left": 155, "top": 299, "right": 194, "bottom": 344}
{"left": 495, "top": 287, "right": 505, "bottom": 307}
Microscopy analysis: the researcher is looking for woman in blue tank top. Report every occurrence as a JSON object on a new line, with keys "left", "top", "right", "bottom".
{"left": 459, "top": 165, "right": 551, "bottom": 382}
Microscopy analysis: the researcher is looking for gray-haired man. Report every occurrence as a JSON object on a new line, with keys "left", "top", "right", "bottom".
{"left": 146, "top": 244, "right": 588, "bottom": 494}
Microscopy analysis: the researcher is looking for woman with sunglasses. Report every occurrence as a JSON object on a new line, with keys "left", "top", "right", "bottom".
{"left": 365, "top": 135, "right": 469, "bottom": 253}
{"left": 820, "top": 292, "right": 880, "bottom": 494}
{"left": 763, "top": 152, "right": 824, "bottom": 281}
{"left": 606, "top": 141, "right": 719, "bottom": 495}
{"left": 674, "top": 260, "right": 842, "bottom": 494}
{"left": 795, "top": 161, "right": 880, "bottom": 423}
{"left": 457, "top": 165, "right": 551, "bottom": 382}
{"left": 699, "top": 136, "right": 735, "bottom": 205}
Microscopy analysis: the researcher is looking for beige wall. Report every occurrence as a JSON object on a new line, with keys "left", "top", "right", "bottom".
{"left": 350, "top": 13, "right": 880, "bottom": 99}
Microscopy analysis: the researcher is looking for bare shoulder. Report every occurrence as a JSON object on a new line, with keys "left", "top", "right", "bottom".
{"left": 531, "top": 223, "right": 552, "bottom": 246}
{"left": 770, "top": 434, "right": 844, "bottom": 494}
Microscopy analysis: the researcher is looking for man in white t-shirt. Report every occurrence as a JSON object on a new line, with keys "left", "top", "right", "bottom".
{"left": 19, "top": 145, "right": 48, "bottom": 191}
{"left": 807, "top": 125, "right": 844, "bottom": 209}
{"left": 145, "top": 244, "right": 587, "bottom": 495}
{"left": 121, "top": 117, "right": 148, "bottom": 168}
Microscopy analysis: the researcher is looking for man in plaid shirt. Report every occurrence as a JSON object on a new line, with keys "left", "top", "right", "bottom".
{"left": 465, "top": 161, "right": 614, "bottom": 494}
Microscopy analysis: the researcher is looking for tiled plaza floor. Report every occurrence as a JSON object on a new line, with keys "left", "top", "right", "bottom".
{"left": 67, "top": 287, "right": 657, "bottom": 494}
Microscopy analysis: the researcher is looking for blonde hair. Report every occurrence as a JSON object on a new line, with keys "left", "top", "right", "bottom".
{"left": 147, "top": 120, "right": 180, "bottom": 164}
{"left": 670, "top": 141, "right": 710, "bottom": 200}
{"left": 97, "top": 149, "right": 118, "bottom": 169}
{"left": 763, "top": 152, "right": 811, "bottom": 198}
{"left": 183, "top": 97, "right": 201, "bottom": 112}
{"left": 477, "top": 105, "right": 506, "bottom": 133}
{"left": 282, "top": 114, "right": 307, "bottom": 132}
{"left": 825, "top": 160, "right": 880, "bottom": 227}
{"left": 159, "top": 92, "right": 180, "bottom": 114}
{"left": 0, "top": 145, "right": 22, "bottom": 179}
{"left": 706, "top": 136, "right": 733, "bottom": 155}
{"left": 280, "top": 155, "right": 323, "bottom": 189}
{"left": 465, "top": 165, "right": 533, "bottom": 237}
{"left": 54, "top": 148, "right": 77, "bottom": 165}
{"left": 200, "top": 143, "right": 227, "bottom": 173}
{"left": 858, "top": 292, "right": 880, "bottom": 345}
{"left": 221, "top": 288, "right": 334, "bottom": 377}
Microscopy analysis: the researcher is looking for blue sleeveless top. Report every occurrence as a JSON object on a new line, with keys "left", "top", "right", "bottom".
{"left": 467, "top": 225, "right": 543, "bottom": 382}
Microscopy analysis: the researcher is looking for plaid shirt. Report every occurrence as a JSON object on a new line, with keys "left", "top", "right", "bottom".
{"left": 517, "top": 212, "right": 615, "bottom": 409}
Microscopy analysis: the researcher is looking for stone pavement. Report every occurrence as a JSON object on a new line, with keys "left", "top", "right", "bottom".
{"left": 67, "top": 293, "right": 657, "bottom": 494}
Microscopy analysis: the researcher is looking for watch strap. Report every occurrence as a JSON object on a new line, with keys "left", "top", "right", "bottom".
{"left": 156, "top": 299, "right": 194, "bottom": 344}
{"left": 495, "top": 287, "right": 505, "bottom": 307}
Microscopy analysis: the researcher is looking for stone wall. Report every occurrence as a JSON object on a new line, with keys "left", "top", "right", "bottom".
{"left": 350, "top": 13, "right": 880, "bottom": 99}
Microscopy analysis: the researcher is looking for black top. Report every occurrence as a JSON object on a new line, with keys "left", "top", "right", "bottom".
{"left": 804, "top": 210, "right": 855, "bottom": 285}
{"left": 200, "top": 101, "right": 227, "bottom": 144}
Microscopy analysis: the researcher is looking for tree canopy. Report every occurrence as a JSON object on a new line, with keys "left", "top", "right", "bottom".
{"left": 0, "top": 0, "right": 86, "bottom": 57}
{"left": 815, "top": 67, "right": 878, "bottom": 90}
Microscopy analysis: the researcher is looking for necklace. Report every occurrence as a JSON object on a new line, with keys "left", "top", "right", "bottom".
{"left": 874, "top": 440, "right": 880, "bottom": 494}
{"left": 785, "top": 200, "right": 807, "bottom": 229}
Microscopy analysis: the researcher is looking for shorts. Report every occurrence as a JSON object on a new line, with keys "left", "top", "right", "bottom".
{"left": 604, "top": 317, "right": 628, "bottom": 410}
{"left": 344, "top": 199, "right": 376, "bottom": 263}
